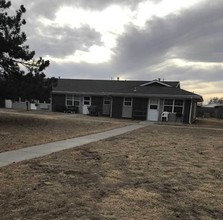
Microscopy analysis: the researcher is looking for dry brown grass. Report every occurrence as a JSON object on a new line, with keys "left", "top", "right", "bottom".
{"left": 0, "top": 117, "right": 222, "bottom": 219}
{"left": 0, "top": 110, "right": 129, "bottom": 153}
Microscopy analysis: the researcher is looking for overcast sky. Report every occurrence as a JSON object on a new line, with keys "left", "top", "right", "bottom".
{"left": 11, "top": 0, "right": 223, "bottom": 103}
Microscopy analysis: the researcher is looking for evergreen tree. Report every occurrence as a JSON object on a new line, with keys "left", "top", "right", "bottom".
{"left": 0, "top": 0, "right": 56, "bottom": 102}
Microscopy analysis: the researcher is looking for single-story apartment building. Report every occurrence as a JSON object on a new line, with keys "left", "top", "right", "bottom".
{"left": 51, "top": 78, "right": 203, "bottom": 123}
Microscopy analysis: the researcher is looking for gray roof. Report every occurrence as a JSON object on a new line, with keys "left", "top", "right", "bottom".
{"left": 52, "top": 79, "right": 203, "bottom": 100}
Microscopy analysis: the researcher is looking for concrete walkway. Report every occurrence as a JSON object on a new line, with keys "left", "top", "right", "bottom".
{"left": 0, "top": 122, "right": 152, "bottom": 168}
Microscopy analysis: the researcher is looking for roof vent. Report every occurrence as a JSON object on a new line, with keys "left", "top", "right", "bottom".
{"left": 117, "top": 77, "right": 119, "bottom": 81}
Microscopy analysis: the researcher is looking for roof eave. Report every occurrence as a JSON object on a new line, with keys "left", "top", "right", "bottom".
{"left": 52, "top": 90, "right": 203, "bottom": 100}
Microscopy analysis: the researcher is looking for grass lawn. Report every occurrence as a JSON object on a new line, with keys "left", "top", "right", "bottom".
{"left": 0, "top": 118, "right": 222, "bottom": 219}
{"left": 0, "top": 110, "right": 129, "bottom": 153}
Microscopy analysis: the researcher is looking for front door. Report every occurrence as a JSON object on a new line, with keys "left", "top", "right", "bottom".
{"left": 122, "top": 97, "right": 133, "bottom": 118}
{"left": 147, "top": 98, "right": 159, "bottom": 121}
{"left": 103, "top": 97, "right": 111, "bottom": 115}
{"left": 82, "top": 96, "right": 91, "bottom": 114}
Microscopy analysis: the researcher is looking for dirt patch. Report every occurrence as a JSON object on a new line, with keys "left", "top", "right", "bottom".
{"left": 0, "top": 124, "right": 222, "bottom": 219}
{"left": 0, "top": 110, "right": 129, "bottom": 153}
{"left": 192, "top": 117, "right": 223, "bottom": 128}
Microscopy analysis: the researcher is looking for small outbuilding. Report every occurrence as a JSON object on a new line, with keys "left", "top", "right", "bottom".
{"left": 197, "top": 103, "right": 223, "bottom": 118}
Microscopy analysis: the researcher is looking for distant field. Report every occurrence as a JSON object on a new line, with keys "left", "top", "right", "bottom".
{"left": 0, "top": 118, "right": 222, "bottom": 219}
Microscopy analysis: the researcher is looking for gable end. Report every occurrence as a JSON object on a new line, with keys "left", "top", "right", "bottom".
{"left": 140, "top": 80, "right": 172, "bottom": 87}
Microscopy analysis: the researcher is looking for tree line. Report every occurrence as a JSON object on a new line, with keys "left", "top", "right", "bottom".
{"left": 208, "top": 97, "right": 223, "bottom": 104}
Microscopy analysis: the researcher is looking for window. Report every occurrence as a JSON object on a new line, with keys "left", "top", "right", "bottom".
{"left": 104, "top": 98, "right": 111, "bottom": 105}
{"left": 149, "top": 99, "right": 159, "bottom": 110}
{"left": 163, "top": 99, "right": 173, "bottom": 112}
{"left": 174, "top": 99, "right": 184, "bottom": 114}
{"left": 124, "top": 97, "right": 132, "bottom": 106}
{"left": 66, "top": 95, "right": 80, "bottom": 106}
{"left": 66, "top": 95, "right": 73, "bottom": 106}
{"left": 46, "top": 98, "right": 51, "bottom": 104}
{"left": 84, "top": 96, "right": 91, "bottom": 105}
{"left": 163, "top": 99, "right": 184, "bottom": 114}
{"left": 74, "top": 96, "right": 80, "bottom": 106}
{"left": 150, "top": 105, "right": 158, "bottom": 110}
{"left": 175, "top": 99, "right": 183, "bottom": 106}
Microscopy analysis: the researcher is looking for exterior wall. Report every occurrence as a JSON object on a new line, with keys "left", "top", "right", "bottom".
{"left": 132, "top": 98, "right": 148, "bottom": 120}
{"left": 112, "top": 97, "right": 123, "bottom": 118}
{"left": 183, "top": 99, "right": 191, "bottom": 123}
{"left": 0, "top": 98, "right": 5, "bottom": 108}
{"left": 79, "top": 96, "right": 83, "bottom": 114}
{"left": 50, "top": 93, "right": 198, "bottom": 123}
{"left": 3, "top": 100, "right": 51, "bottom": 111}
{"left": 191, "top": 101, "right": 197, "bottom": 122}
{"left": 12, "top": 102, "right": 27, "bottom": 110}
{"left": 38, "top": 103, "right": 51, "bottom": 111}
{"left": 52, "top": 94, "right": 66, "bottom": 112}
{"left": 158, "top": 98, "right": 164, "bottom": 121}
{"left": 91, "top": 96, "right": 103, "bottom": 115}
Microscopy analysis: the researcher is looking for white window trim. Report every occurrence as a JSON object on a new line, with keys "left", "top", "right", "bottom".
{"left": 66, "top": 95, "right": 73, "bottom": 106}
{"left": 66, "top": 95, "right": 81, "bottom": 106}
{"left": 163, "top": 99, "right": 184, "bottom": 114}
{"left": 83, "top": 96, "right": 91, "bottom": 105}
{"left": 123, "top": 97, "right": 133, "bottom": 107}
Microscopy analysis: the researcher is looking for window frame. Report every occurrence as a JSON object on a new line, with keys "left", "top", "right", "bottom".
{"left": 66, "top": 95, "right": 73, "bottom": 106}
{"left": 74, "top": 96, "right": 80, "bottom": 107}
{"left": 123, "top": 97, "right": 132, "bottom": 107}
{"left": 163, "top": 99, "right": 184, "bottom": 114}
{"left": 83, "top": 96, "right": 91, "bottom": 105}
{"left": 103, "top": 97, "right": 111, "bottom": 105}
{"left": 66, "top": 95, "right": 81, "bottom": 107}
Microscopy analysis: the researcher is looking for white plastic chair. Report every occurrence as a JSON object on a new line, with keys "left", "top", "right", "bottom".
{"left": 161, "top": 111, "right": 169, "bottom": 121}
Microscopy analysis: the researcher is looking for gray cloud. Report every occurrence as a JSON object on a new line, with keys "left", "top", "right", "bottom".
{"left": 111, "top": 0, "right": 223, "bottom": 79}
{"left": 174, "top": 2, "right": 223, "bottom": 62}
{"left": 71, "top": 0, "right": 162, "bottom": 10}
{"left": 11, "top": 0, "right": 155, "bottom": 19}
{"left": 46, "top": 61, "right": 113, "bottom": 80}
{"left": 26, "top": 25, "right": 103, "bottom": 57}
